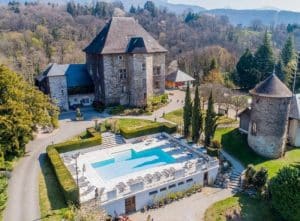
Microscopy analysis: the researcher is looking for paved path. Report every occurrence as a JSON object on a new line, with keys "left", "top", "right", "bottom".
{"left": 129, "top": 187, "right": 234, "bottom": 221}
{"left": 3, "top": 114, "right": 104, "bottom": 221}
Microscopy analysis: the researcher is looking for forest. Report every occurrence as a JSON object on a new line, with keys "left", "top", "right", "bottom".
{"left": 0, "top": 0, "right": 298, "bottom": 88}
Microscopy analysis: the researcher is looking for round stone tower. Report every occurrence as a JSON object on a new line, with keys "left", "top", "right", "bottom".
{"left": 248, "top": 74, "right": 293, "bottom": 159}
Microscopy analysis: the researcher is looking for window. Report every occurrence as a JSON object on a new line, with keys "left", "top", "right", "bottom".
{"left": 149, "top": 190, "right": 158, "bottom": 196}
{"left": 168, "top": 184, "right": 176, "bottom": 189}
{"left": 178, "top": 181, "right": 184, "bottom": 186}
{"left": 142, "top": 63, "right": 146, "bottom": 71}
{"left": 154, "top": 81, "right": 160, "bottom": 89}
{"left": 61, "top": 89, "right": 64, "bottom": 95}
{"left": 160, "top": 187, "right": 167, "bottom": 192}
{"left": 122, "top": 86, "right": 126, "bottom": 93}
{"left": 251, "top": 122, "right": 257, "bottom": 136}
{"left": 144, "top": 93, "right": 147, "bottom": 99}
{"left": 186, "top": 178, "right": 193, "bottom": 183}
{"left": 82, "top": 98, "right": 89, "bottom": 104}
{"left": 119, "top": 69, "right": 127, "bottom": 79}
{"left": 118, "top": 55, "right": 123, "bottom": 60}
{"left": 153, "top": 66, "right": 161, "bottom": 75}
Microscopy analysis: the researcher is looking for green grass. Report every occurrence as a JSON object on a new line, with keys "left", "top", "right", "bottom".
{"left": 0, "top": 175, "right": 8, "bottom": 221}
{"left": 204, "top": 194, "right": 281, "bottom": 221}
{"left": 117, "top": 118, "right": 163, "bottom": 130}
{"left": 214, "top": 127, "right": 300, "bottom": 178}
{"left": 163, "top": 108, "right": 237, "bottom": 125}
{"left": 39, "top": 156, "right": 68, "bottom": 221}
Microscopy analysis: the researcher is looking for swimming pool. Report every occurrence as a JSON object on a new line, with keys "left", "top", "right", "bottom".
{"left": 91, "top": 147, "right": 176, "bottom": 180}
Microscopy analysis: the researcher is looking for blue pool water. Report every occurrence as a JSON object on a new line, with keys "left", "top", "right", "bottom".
{"left": 91, "top": 147, "right": 176, "bottom": 180}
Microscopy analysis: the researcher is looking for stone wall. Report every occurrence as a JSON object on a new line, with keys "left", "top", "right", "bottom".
{"left": 86, "top": 52, "right": 166, "bottom": 107}
{"left": 248, "top": 95, "right": 291, "bottom": 158}
{"left": 288, "top": 119, "right": 300, "bottom": 147}
{"left": 48, "top": 76, "right": 69, "bottom": 111}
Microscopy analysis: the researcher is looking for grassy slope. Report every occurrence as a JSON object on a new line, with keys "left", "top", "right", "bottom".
{"left": 214, "top": 127, "right": 300, "bottom": 178}
{"left": 204, "top": 194, "right": 280, "bottom": 221}
{"left": 39, "top": 156, "right": 68, "bottom": 220}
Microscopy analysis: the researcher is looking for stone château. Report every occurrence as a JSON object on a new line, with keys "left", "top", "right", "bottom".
{"left": 36, "top": 17, "right": 167, "bottom": 110}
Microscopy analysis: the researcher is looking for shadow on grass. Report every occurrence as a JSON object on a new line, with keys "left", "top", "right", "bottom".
{"left": 39, "top": 153, "right": 67, "bottom": 211}
{"left": 237, "top": 194, "right": 282, "bottom": 221}
{"left": 220, "top": 128, "right": 268, "bottom": 167}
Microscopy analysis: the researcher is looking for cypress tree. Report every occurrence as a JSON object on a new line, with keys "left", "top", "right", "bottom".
{"left": 183, "top": 83, "right": 192, "bottom": 137}
{"left": 204, "top": 91, "right": 218, "bottom": 147}
{"left": 191, "top": 85, "right": 202, "bottom": 143}
{"left": 254, "top": 31, "right": 275, "bottom": 80}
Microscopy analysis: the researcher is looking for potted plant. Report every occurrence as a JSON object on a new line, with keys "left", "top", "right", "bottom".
{"left": 75, "top": 108, "right": 84, "bottom": 121}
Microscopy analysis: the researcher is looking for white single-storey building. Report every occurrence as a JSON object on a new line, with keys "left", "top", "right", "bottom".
{"left": 61, "top": 133, "right": 219, "bottom": 216}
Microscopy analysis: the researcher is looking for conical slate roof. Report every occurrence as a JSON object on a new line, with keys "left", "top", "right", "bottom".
{"left": 250, "top": 74, "right": 292, "bottom": 98}
{"left": 84, "top": 17, "right": 167, "bottom": 54}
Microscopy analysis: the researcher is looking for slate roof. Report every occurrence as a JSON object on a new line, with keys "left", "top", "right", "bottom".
{"left": 38, "top": 63, "right": 93, "bottom": 88}
{"left": 166, "top": 69, "right": 195, "bottom": 82}
{"left": 290, "top": 94, "right": 300, "bottom": 119}
{"left": 238, "top": 107, "right": 251, "bottom": 117}
{"left": 84, "top": 17, "right": 167, "bottom": 54}
{"left": 249, "top": 74, "right": 293, "bottom": 98}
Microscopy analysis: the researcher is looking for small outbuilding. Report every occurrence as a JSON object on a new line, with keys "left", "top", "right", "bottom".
{"left": 288, "top": 94, "right": 300, "bottom": 147}
{"left": 165, "top": 69, "right": 195, "bottom": 89}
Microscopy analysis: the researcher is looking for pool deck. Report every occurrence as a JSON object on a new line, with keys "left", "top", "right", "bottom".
{"left": 61, "top": 133, "right": 218, "bottom": 204}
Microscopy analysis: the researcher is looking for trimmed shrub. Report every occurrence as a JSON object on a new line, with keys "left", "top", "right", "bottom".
{"left": 46, "top": 128, "right": 102, "bottom": 204}
{"left": 47, "top": 147, "right": 79, "bottom": 205}
{"left": 49, "top": 128, "right": 102, "bottom": 153}
{"left": 119, "top": 121, "right": 177, "bottom": 139}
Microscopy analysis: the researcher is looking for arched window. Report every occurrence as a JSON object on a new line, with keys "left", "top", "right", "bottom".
{"left": 251, "top": 122, "right": 257, "bottom": 136}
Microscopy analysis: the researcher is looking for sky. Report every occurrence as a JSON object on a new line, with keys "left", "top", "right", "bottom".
{"left": 168, "top": 0, "right": 300, "bottom": 12}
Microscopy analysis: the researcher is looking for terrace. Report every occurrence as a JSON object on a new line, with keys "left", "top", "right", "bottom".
{"left": 60, "top": 133, "right": 219, "bottom": 215}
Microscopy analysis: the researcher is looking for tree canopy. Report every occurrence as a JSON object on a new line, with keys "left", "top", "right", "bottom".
{"left": 0, "top": 65, "right": 58, "bottom": 157}
{"left": 269, "top": 166, "right": 300, "bottom": 221}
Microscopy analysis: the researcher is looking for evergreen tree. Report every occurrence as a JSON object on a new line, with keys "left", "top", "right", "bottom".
{"left": 281, "top": 36, "right": 296, "bottom": 66}
{"left": 129, "top": 5, "right": 136, "bottom": 14}
{"left": 144, "top": 1, "right": 156, "bottom": 17}
{"left": 254, "top": 31, "right": 275, "bottom": 80}
{"left": 191, "top": 85, "right": 202, "bottom": 143}
{"left": 275, "top": 59, "right": 285, "bottom": 81}
{"left": 236, "top": 48, "right": 260, "bottom": 89}
{"left": 204, "top": 91, "right": 218, "bottom": 147}
{"left": 183, "top": 83, "right": 192, "bottom": 137}
{"left": 280, "top": 36, "right": 298, "bottom": 88}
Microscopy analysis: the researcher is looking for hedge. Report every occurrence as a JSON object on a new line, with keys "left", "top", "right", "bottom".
{"left": 47, "top": 147, "right": 79, "bottom": 205}
{"left": 120, "top": 122, "right": 177, "bottom": 139}
{"left": 48, "top": 128, "right": 102, "bottom": 154}
{"left": 46, "top": 128, "right": 102, "bottom": 204}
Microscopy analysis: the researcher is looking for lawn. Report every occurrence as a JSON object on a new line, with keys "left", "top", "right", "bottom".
{"left": 117, "top": 118, "right": 163, "bottom": 130}
{"left": 215, "top": 127, "right": 300, "bottom": 178}
{"left": 164, "top": 108, "right": 237, "bottom": 125}
{"left": 39, "top": 155, "right": 68, "bottom": 221}
{"left": 204, "top": 193, "right": 281, "bottom": 221}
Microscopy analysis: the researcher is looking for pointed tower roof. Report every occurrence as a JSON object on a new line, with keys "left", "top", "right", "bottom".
{"left": 250, "top": 74, "right": 293, "bottom": 98}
